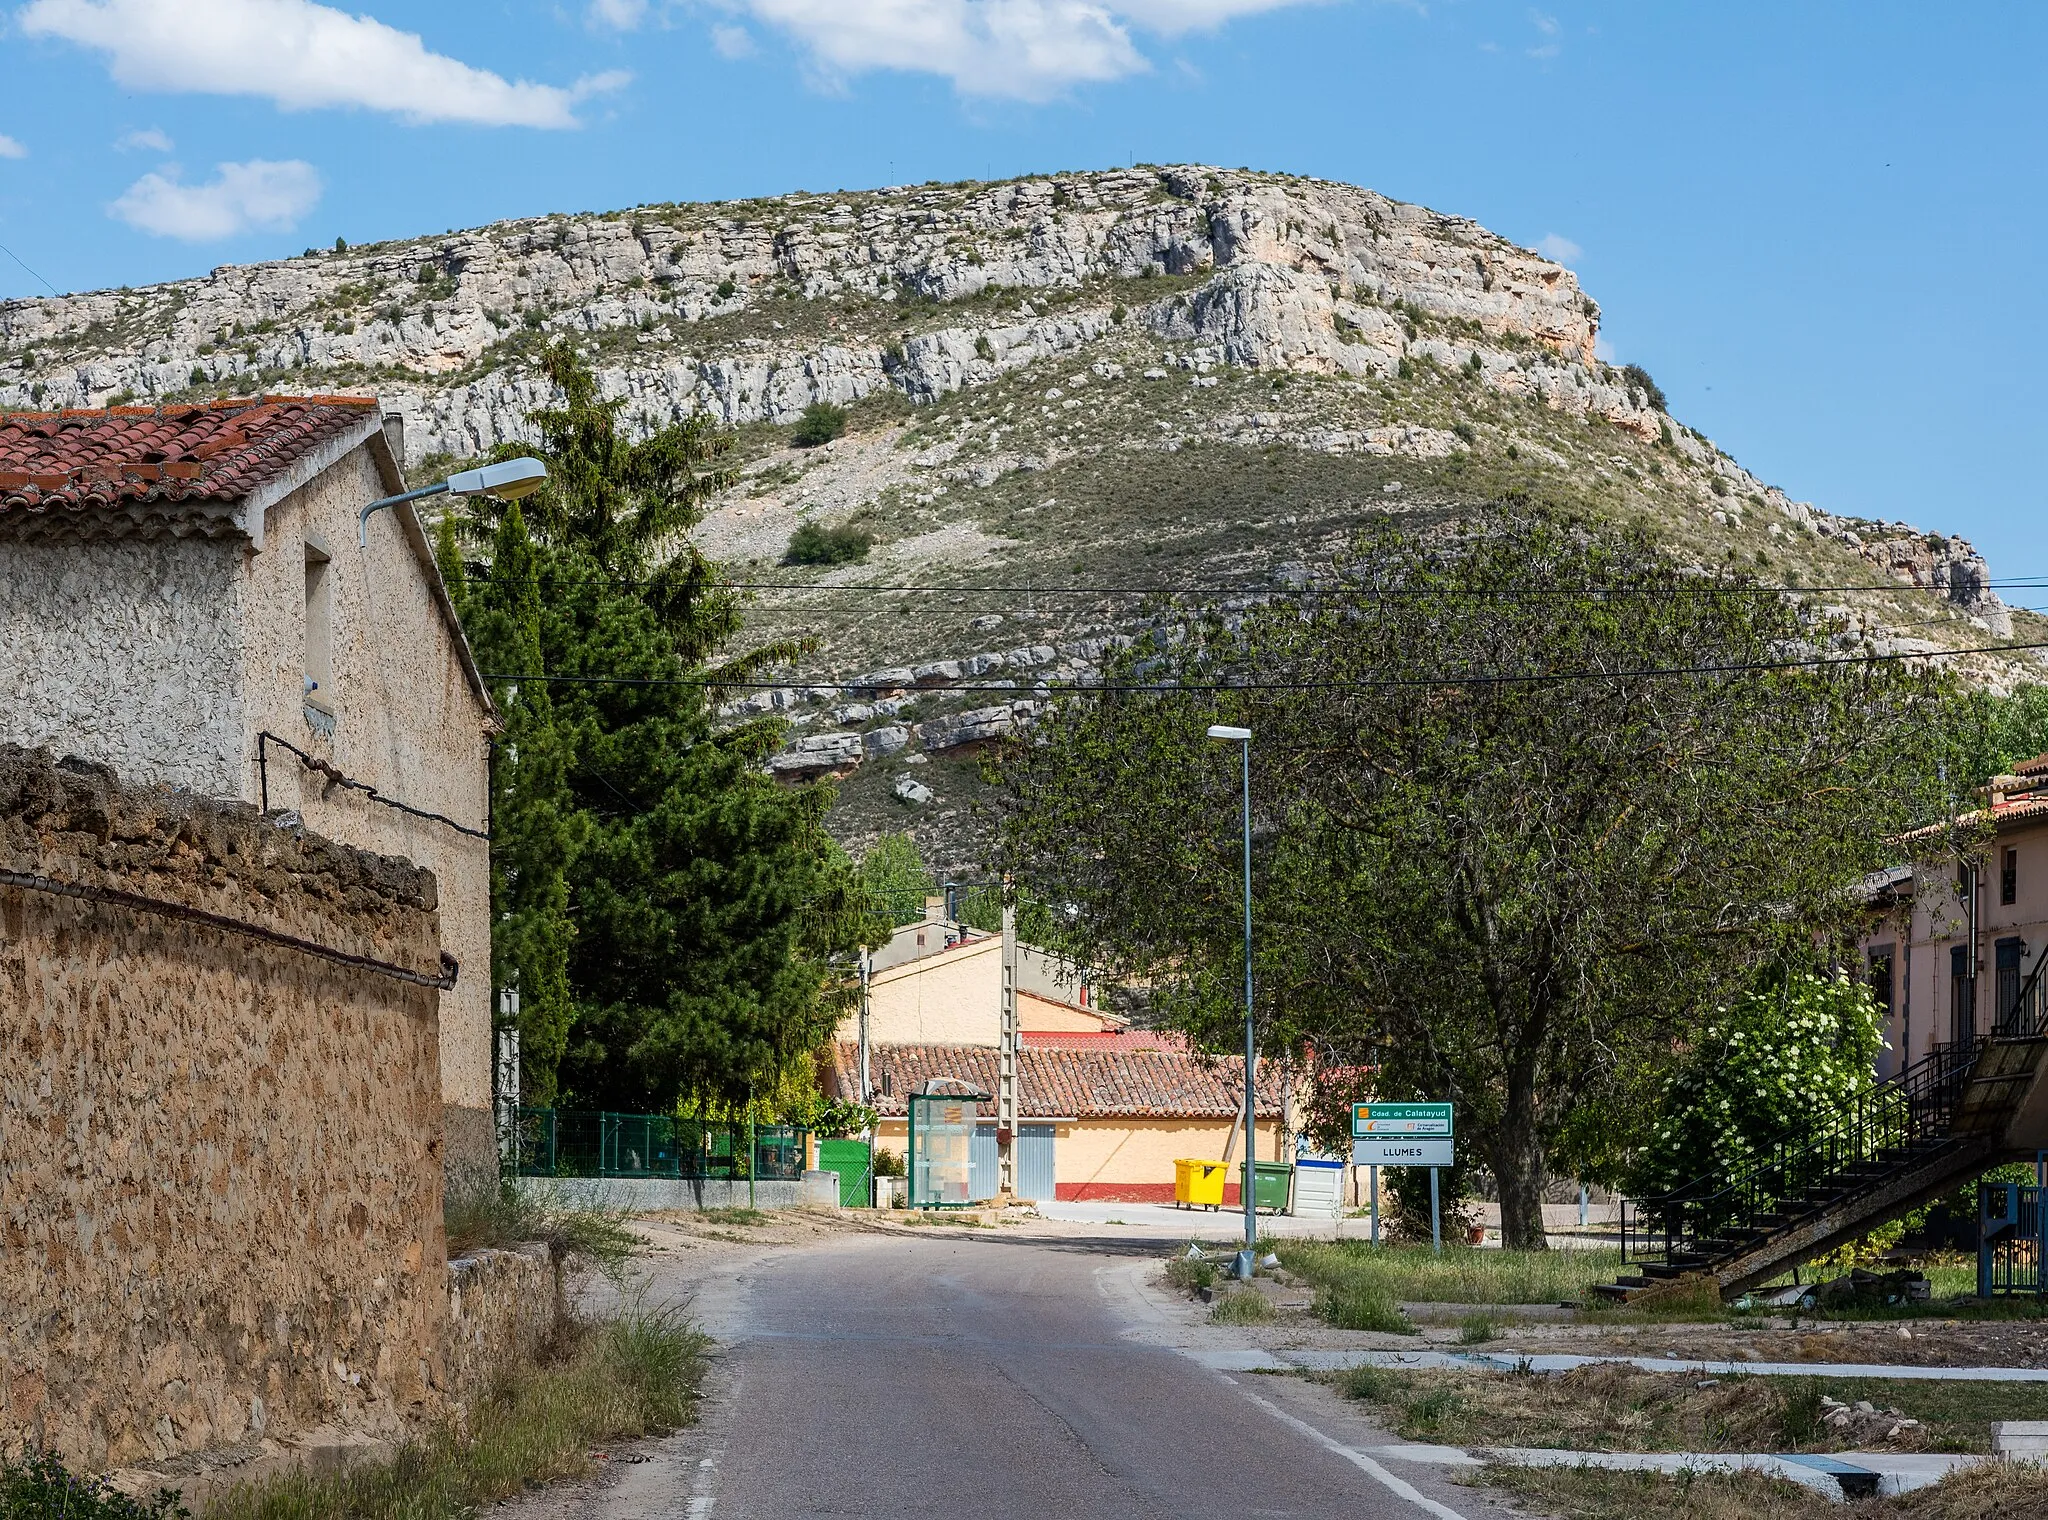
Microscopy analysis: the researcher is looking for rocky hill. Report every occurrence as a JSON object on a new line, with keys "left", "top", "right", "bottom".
{"left": 3, "top": 166, "right": 2035, "bottom": 867}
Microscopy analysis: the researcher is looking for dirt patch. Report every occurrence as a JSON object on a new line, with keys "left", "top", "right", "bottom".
{"left": 1332, "top": 1361, "right": 2047, "bottom": 1455}
{"left": 1480, "top": 1459, "right": 2048, "bottom": 1520}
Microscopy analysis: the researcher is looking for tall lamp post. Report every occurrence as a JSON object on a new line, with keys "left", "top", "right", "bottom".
{"left": 358, "top": 457, "right": 550, "bottom": 547}
{"left": 1208, "top": 723, "right": 1257, "bottom": 1280}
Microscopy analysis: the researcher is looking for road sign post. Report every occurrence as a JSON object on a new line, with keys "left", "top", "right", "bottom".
{"left": 1352, "top": 1103, "right": 1454, "bottom": 1255}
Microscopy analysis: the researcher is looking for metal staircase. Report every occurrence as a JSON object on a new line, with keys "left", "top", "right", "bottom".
{"left": 1600, "top": 960, "right": 2048, "bottom": 1302}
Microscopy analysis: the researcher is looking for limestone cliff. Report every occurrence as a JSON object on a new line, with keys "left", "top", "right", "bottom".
{"left": 1, "top": 166, "right": 2033, "bottom": 862}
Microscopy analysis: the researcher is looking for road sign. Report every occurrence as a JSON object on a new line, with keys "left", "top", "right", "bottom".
{"left": 1353, "top": 1138, "right": 1455, "bottom": 1168}
{"left": 1353, "top": 1102, "right": 1454, "bottom": 1138}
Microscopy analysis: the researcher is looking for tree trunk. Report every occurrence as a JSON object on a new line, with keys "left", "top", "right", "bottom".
{"left": 1494, "top": 1062, "right": 1550, "bottom": 1251}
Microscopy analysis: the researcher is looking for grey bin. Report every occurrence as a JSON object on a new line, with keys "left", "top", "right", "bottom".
{"left": 1292, "top": 1157, "right": 1345, "bottom": 1219}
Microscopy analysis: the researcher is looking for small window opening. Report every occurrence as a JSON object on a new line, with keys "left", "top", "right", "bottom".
{"left": 2003, "top": 847, "right": 2018, "bottom": 906}
{"left": 304, "top": 540, "right": 334, "bottom": 714}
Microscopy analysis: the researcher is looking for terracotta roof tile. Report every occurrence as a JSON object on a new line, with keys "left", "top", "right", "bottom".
{"left": 837, "top": 1041, "right": 1283, "bottom": 1120}
{"left": 0, "top": 396, "right": 379, "bottom": 530}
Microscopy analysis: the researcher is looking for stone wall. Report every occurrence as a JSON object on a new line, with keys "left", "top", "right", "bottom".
{"left": 441, "top": 1247, "right": 559, "bottom": 1417}
{"left": 0, "top": 746, "right": 449, "bottom": 1469}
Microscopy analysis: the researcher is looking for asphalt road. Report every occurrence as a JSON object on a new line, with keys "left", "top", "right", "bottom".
{"left": 654, "top": 1229, "right": 1486, "bottom": 1520}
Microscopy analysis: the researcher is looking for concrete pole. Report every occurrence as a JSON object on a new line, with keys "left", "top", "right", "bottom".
{"left": 998, "top": 885, "right": 1019, "bottom": 1203}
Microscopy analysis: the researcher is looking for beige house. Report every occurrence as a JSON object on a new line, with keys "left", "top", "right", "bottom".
{"left": 839, "top": 912, "right": 1118, "bottom": 1048}
{"left": 0, "top": 396, "right": 498, "bottom": 1186}
{"left": 831, "top": 1034, "right": 1284, "bottom": 1203}
{"left": 1862, "top": 756, "right": 2048, "bottom": 1075}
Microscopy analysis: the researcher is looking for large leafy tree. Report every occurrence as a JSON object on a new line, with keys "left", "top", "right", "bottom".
{"left": 457, "top": 342, "right": 868, "bottom": 1111}
{"left": 989, "top": 509, "right": 1956, "bottom": 1248}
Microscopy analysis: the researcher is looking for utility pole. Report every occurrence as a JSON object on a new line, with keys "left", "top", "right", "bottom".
{"left": 997, "top": 881, "right": 1019, "bottom": 1204}
{"left": 1207, "top": 723, "right": 1256, "bottom": 1280}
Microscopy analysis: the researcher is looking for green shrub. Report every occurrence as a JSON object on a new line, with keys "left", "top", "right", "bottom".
{"left": 716, "top": 278, "right": 737, "bottom": 299}
{"left": 1109, "top": 303, "right": 1127, "bottom": 324}
{"left": 1453, "top": 421, "right": 1477, "bottom": 444}
{"left": 790, "top": 402, "right": 848, "bottom": 448}
{"left": 784, "top": 521, "right": 872, "bottom": 566}
{"left": 975, "top": 334, "right": 995, "bottom": 361}
{"left": 873, "top": 1146, "right": 905, "bottom": 1177}
{"left": 2, "top": 1449, "right": 186, "bottom": 1520}
{"left": 1458, "top": 1313, "right": 1495, "bottom": 1345}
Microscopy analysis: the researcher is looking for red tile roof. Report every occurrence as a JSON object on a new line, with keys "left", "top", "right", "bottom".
{"left": 2015, "top": 754, "right": 2048, "bottom": 779}
{"left": 0, "top": 396, "right": 380, "bottom": 535}
{"left": 836, "top": 1041, "right": 1283, "bottom": 1120}
{"left": 1021, "top": 1029, "right": 1189, "bottom": 1052}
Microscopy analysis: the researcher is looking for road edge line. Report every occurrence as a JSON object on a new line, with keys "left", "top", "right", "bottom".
{"left": 1234, "top": 1385, "right": 1474, "bottom": 1520}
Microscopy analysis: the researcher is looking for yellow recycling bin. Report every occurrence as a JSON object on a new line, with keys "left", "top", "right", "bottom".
{"left": 1175, "top": 1158, "right": 1228, "bottom": 1210}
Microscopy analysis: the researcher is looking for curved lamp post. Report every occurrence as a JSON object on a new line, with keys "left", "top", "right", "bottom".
{"left": 358, "top": 457, "right": 550, "bottom": 548}
{"left": 1208, "top": 722, "right": 1257, "bottom": 1279}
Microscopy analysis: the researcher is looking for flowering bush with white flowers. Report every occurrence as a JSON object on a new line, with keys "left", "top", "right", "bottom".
{"left": 1633, "top": 971, "right": 1886, "bottom": 1197}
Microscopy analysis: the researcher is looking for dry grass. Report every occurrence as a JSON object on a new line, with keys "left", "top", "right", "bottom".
{"left": 1209, "top": 1289, "right": 1277, "bottom": 1325}
{"left": 202, "top": 1307, "right": 707, "bottom": 1520}
{"left": 1480, "top": 1459, "right": 2048, "bottom": 1520}
{"left": 1275, "top": 1241, "right": 1622, "bottom": 1309}
{"left": 1336, "top": 1363, "right": 2048, "bottom": 1456}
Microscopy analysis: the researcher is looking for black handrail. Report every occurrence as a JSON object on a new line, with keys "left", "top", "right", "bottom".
{"left": 1624, "top": 946, "right": 2048, "bottom": 1271}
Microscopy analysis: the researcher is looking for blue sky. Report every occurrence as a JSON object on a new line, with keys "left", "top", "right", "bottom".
{"left": 2, "top": 2, "right": 2041, "bottom": 575}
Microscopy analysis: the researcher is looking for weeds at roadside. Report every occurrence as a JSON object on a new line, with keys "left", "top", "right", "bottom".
{"left": 1275, "top": 1241, "right": 1620, "bottom": 1312}
{"left": 694, "top": 1208, "right": 771, "bottom": 1227}
{"left": 1210, "top": 1291, "right": 1277, "bottom": 1325}
{"left": 1477, "top": 1458, "right": 2048, "bottom": 1520}
{"left": 3, "top": 1449, "right": 187, "bottom": 1520}
{"left": 1458, "top": 1314, "right": 1496, "bottom": 1345}
{"left": 1335, "top": 1361, "right": 2047, "bottom": 1456}
{"left": 444, "top": 1181, "right": 637, "bottom": 1283}
{"left": 1164, "top": 1253, "right": 1217, "bottom": 1294}
{"left": 204, "top": 1306, "right": 709, "bottom": 1520}
{"left": 1317, "top": 1283, "right": 1415, "bottom": 1335}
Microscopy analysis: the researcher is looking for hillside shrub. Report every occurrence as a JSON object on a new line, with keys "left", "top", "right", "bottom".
{"left": 785, "top": 521, "right": 872, "bottom": 566}
{"left": 1622, "top": 362, "right": 1668, "bottom": 413}
{"left": 791, "top": 402, "right": 847, "bottom": 448}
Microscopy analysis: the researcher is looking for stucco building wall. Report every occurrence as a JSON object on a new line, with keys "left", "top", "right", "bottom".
{"left": 837, "top": 940, "right": 1116, "bottom": 1047}
{"left": 242, "top": 444, "right": 495, "bottom": 1186}
{"left": 0, "top": 748, "right": 449, "bottom": 1470}
{"left": 0, "top": 535, "right": 246, "bottom": 795}
{"left": 1051, "top": 1118, "right": 1284, "bottom": 1202}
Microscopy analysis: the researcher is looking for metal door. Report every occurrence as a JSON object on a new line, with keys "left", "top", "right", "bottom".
{"left": 1016, "top": 1124, "right": 1056, "bottom": 1201}
{"left": 971, "top": 1123, "right": 999, "bottom": 1201}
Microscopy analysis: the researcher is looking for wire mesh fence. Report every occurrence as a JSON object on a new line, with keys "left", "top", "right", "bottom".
{"left": 514, "top": 1107, "right": 809, "bottom": 1181}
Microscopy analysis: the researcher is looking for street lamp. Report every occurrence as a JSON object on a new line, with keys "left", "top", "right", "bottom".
{"left": 1208, "top": 722, "right": 1257, "bottom": 1280}
{"left": 358, "top": 457, "right": 549, "bottom": 548}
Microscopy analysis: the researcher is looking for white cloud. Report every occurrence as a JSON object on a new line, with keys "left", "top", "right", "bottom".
{"left": 711, "top": 22, "right": 757, "bottom": 56}
{"left": 1535, "top": 232, "right": 1580, "bottom": 264}
{"left": 590, "top": 0, "right": 649, "bottom": 27}
{"left": 1528, "top": 8, "right": 1558, "bottom": 34}
{"left": 21, "top": 0, "right": 627, "bottom": 128}
{"left": 714, "top": 0, "right": 1337, "bottom": 100}
{"left": 0, "top": 134, "right": 27, "bottom": 159}
{"left": 115, "top": 126, "right": 174, "bottom": 153}
{"left": 110, "top": 158, "right": 322, "bottom": 240}
{"left": 1594, "top": 335, "right": 1617, "bottom": 362}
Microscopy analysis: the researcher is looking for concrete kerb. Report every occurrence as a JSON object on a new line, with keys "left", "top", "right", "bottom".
{"left": 1188, "top": 1345, "right": 2048, "bottom": 1383}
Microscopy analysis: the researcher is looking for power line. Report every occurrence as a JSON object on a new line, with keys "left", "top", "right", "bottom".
{"left": 721, "top": 576, "right": 2048, "bottom": 601}
{"left": 0, "top": 239, "right": 58, "bottom": 297}
{"left": 482, "top": 631, "right": 2048, "bottom": 698}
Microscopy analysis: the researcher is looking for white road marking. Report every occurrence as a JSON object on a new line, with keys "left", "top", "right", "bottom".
{"left": 1234, "top": 1386, "right": 1474, "bottom": 1520}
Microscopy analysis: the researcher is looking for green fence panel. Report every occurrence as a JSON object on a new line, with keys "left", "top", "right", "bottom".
{"left": 817, "top": 1139, "right": 873, "bottom": 1208}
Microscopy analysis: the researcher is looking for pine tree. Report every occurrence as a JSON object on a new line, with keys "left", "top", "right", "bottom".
{"left": 453, "top": 342, "right": 868, "bottom": 1111}
{"left": 463, "top": 503, "right": 577, "bottom": 1105}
